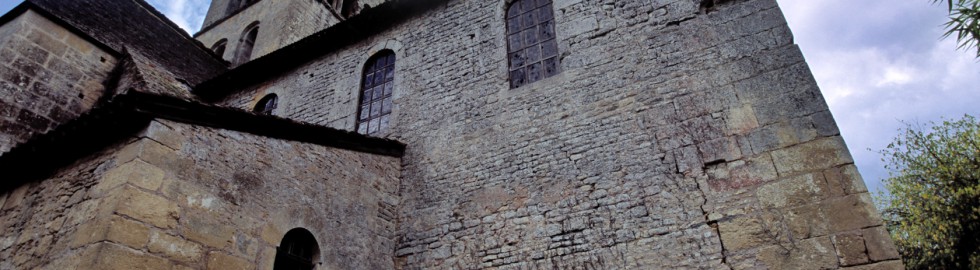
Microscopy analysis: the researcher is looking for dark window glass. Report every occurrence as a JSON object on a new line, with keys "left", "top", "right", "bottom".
{"left": 273, "top": 228, "right": 318, "bottom": 270}
{"left": 506, "top": 0, "right": 559, "bottom": 89}
{"left": 211, "top": 39, "right": 227, "bottom": 60}
{"left": 233, "top": 23, "right": 259, "bottom": 66}
{"left": 356, "top": 50, "right": 396, "bottom": 135}
{"left": 253, "top": 94, "right": 278, "bottom": 115}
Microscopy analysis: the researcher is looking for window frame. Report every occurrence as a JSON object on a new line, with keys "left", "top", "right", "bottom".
{"left": 355, "top": 50, "right": 396, "bottom": 135}
{"left": 505, "top": 0, "right": 560, "bottom": 89}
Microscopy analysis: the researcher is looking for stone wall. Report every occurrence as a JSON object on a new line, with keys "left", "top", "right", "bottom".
{"left": 196, "top": 0, "right": 342, "bottom": 64}
{"left": 0, "top": 9, "right": 117, "bottom": 153}
{"left": 0, "top": 119, "right": 402, "bottom": 269}
{"left": 217, "top": 0, "right": 902, "bottom": 268}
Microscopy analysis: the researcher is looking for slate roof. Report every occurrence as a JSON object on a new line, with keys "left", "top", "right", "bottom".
{"left": 26, "top": 0, "right": 228, "bottom": 86}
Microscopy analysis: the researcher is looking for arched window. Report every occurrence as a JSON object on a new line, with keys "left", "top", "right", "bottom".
{"left": 233, "top": 23, "right": 259, "bottom": 66}
{"left": 356, "top": 50, "right": 395, "bottom": 135}
{"left": 211, "top": 39, "right": 228, "bottom": 60}
{"left": 273, "top": 228, "right": 319, "bottom": 270}
{"left": 225, "top": 0, "right": 243, "bottom": 15}
{"left": 254, "top": 94, "right": 278, "bottom": 115}
{"left": 506, "top": 0, "right": 559, "bottom": 89}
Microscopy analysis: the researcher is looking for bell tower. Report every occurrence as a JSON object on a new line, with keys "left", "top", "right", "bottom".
{"left": 194, "top": 0, "right": 377, "bottom": 65}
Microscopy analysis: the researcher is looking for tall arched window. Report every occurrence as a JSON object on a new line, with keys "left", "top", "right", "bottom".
{"left": 273, "top": 228, "right": 319, "bottom": 270}
{"left": 233, "top": 23, "right": 259, "bottom": 66}
{"left": 254, "top": 94, "right": 278, "bottom": 115}
{"left": 211, "top": 39, "right": 228, "bottom": 60}
{"left": 356, "top": 50, "right": 395, "bottom": 135}
{"left": 225, "top": 0, "right": 243, "bottom": 15}
{"left": 506, "top": 0, "right": 559, "bottom": 89}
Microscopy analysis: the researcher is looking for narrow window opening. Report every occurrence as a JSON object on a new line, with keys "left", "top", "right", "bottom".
{"left": 273, "top": 228, "right": 319, "bottom": 270}
{"left": 233, "top": 23, "right": 259, "bottom": 66}
{"left": 254, "top": 94, "right": 278, "bottom": 115}
{"left": 506, "top": 0, "right": 559, "bottom": 89}
{"left": 356, "top": 50, "right": 395, "bottom": 135}
{"left": 225, "top": 0, "right": 243, "bottom": 15}
{"left": 212, "top": 39, "right": 228, "bottom": 60}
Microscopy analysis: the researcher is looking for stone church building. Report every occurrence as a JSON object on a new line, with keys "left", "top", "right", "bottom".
{"left": 0, "top": 0, "right": 903, "bottom": 269}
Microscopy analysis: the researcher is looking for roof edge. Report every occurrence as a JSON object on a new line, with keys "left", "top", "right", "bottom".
{"left": 193, "top": 0, "right": 452, "bottom": 101}
{"left": 0, "top": 91, "right": 405, "bottom": 192}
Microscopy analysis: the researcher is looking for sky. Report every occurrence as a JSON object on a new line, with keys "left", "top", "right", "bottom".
{"left": 1, "top": 0, "right": 978, "bottom": 193}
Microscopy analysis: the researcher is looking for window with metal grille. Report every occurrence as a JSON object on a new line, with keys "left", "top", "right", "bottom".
{"left": 506, "top": 0, "right": 559, "bottom": 89}
{"left": 273, "top": 228, "right": 319, "bottom": 270}
{"left": 356, "top": 50, "right": 395, "bottom": 135}
{"left": 254, "top": 94, "right": 278, "bottom": 115}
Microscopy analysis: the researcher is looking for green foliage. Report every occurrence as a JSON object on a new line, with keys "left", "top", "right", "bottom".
{"left": 933, "top": 0, "right": 980, "bottom": 57}
{"left": 877, "top": 114, "right": 980, "bottom": 269}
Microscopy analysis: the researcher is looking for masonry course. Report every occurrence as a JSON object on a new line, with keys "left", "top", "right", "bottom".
{"left": 0, "top": 0, "right": 902, "bottom": 269}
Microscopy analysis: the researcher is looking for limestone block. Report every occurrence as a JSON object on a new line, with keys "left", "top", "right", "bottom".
{"left": 785, "top": 204, "right": 829, "bottom": 239}
{"left": 757, "top": 173, "right": 826, "bottom": 209}
{"left": 840, "top": 165, "right": 868, "bottom": 194}
{"left": 840, "top": 260, "right": 905, "bottom": 270}
{"left": 183, "top": 209, "right": 236, "bottom": 249}
{"left": 26, "top": 28, "right": 67, "bottom": 57}
{"left": 92, "top": 160, "right": 165, "bottom": 195}
{"left": 145, "top": 120, "right": 186, "bottom": 150}
{"left": 707, "top": 154, "right": 777, "bottom": 192}
{"left": 726, "top": 104, "right": 759, "bottom": 135}
{"left": 698, "top": 136, "right": 741, "bottom": 164}
{"left": 148, "top": 230, "right": 204, "bottom": 263}
{"left": 717, "top": 215, "right": 769, "bottom": 251}
{"left": 207, "top": 252, "right": 255, "bottom": 270}
{"left": 114, "top": 187, "right": 179, "bottom": 229}
{"left": 862, "top": 226, "right": 900, "bottom": 262}
{"left": 2, "top": 183, "right": 30, "bottom": 210}
{"left": 832, "top": 232, "right": 869, "bottom": 266}
{"left": 823, "top": 194, "right": 882, "bottom": 233}
{"left": 88, "top": 243, "right": 171, "bottom": 270}
{"left": 756, "top": 236, "right": 838, "bottom": 270}
{"left": 771, "top": 137, "right": 853, "bottom": 175}
{"left": 105, "top": 216, "right": 150, "bottom": 249}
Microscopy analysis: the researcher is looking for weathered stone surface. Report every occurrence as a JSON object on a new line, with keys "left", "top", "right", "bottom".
{"left": 841, "top": 260, "right": 905, "bottom": 270}
{"left": 92, "top": 160, "right": 165, "bottom": 195}
{"left": 148, "top": 230, "right": 204, "bottom": 263}
{"left": 113, "top": 186, "right": 179, "bottom": 229}
{"left": 771, "top": 137, "right": 854, "bottom": 175}
{"left": 718, "top": 215, "right": 769, "bottom": 251}
{"left": 207, "top": 252, "right": 254, "bottom": 270}
{"left": 105, "top": 216, "right": 150, "bottom": 249}
{"left": 862, "top": 226, "right": 901, "bottom": 262}
{"left": 90, "top": 243, "right": 171, "bottom": 270}
{"left": 757, "top": 173, "right": 827, "bottom": 209}
{"left": 824, "top": 194, "right": 882, "bottom": 233}
{"left": 757, "top": 236, "right": 839, "bottom": 270}
{"left": 0, "top": 10, "right": 116, "bottom": 153}
{"left": 833, "top": 232, "right": 870, "bottom": 266}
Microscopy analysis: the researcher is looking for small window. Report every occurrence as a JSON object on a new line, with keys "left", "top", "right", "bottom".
{"left": 254, "top": 94, "right": 278, "bottom": 115}
{"left": 233, "top": 23, "right": 259, "bottom": 66}
{"left": 212, "top": 39, "right": 228, "bottom": 59}
{"left": 273, "top": 228, "right": 319, "bottom": 270}
{"left": 356, "top": 50, "right": 395, "bottom": 135}
{"left": 506, "top": 0, "right": 559, "bottom": 89}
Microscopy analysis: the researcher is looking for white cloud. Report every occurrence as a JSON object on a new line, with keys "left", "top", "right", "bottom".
{"left": 146, "top": 0, "right": 210, "bottom": 33}
{"left": 778, "top": 0, "right": 980, "bottom": 193}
